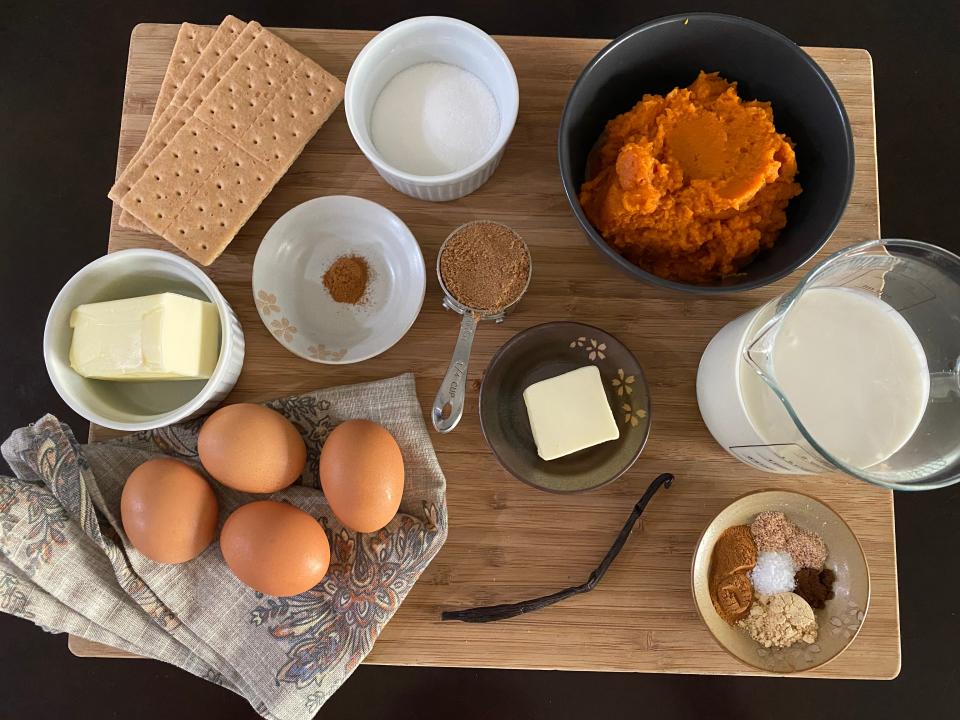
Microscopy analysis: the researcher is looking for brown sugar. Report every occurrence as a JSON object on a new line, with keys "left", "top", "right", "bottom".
{"left": 709, "top": 525, "right": 758, "bottom": 624}
{"left": 323, "top": 255, "right": 369, "bottom": 305}
{"left": 439, "top": 221, "right": 530, "bottom": 313}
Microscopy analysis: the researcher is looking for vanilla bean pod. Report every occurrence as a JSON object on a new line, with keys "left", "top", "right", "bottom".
{"left": 441, "top": 472, "right": 674, "bottom": 623}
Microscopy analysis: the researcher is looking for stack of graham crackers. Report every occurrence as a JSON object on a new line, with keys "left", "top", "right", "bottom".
{"left": 109, "top": 16, "right": 345, "bottom": 265}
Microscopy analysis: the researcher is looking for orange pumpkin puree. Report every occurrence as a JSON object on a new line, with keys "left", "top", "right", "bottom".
{"left": 579, "top": 72, "right": 801, "bottom": 283}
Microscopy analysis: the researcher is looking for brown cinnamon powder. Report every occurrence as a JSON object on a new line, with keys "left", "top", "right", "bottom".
{"left": 714, "top": 571, "right": 754, "bottom": 624}
{"left": 439, "top": 221, "right": 530, "bottom": 313}
{"left": 709, "top": 525, "right": 758, "bottom": 624}
{"left": 323, "top": 255, "right": 369, "bottom": 305}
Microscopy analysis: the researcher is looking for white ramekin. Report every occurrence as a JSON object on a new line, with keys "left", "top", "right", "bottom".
{"left": 44, "top": 249, "right": 245, "bottom": 431}
{"left": 345, "top": 16, "right": 519, "bottom": 202}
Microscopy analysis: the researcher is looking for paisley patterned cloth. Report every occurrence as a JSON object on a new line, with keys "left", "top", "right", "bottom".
{"left": 0, "top": 373, "right": 447, "bottom": 719}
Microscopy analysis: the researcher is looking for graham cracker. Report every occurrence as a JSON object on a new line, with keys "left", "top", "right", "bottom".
{"left": 149, "top": 23, "right": 213, "bottom": 128}
{"left": 119, "top": 28, "right": 344, "bottom": 265}
{"left": 111, "top": 15, "right": 245, "bottom": 228}
{"left": 116, "top": 20, "right": 262, "bottom": 230}
{"left": 119, "top": 22, "right": 214, "bottom": 232}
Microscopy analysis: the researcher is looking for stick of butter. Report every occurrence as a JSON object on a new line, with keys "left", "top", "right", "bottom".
{"left": 69, "top": 293, "right": 220, "bottom": 381}
{"left": 522, "top": 365, "right": 620, "bottom": 461}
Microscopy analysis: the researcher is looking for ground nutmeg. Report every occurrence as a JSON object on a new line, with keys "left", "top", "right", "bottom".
{"left": 323, "top": 255, "right": 370, "bottom": 305}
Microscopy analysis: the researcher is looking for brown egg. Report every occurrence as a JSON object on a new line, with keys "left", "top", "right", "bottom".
{"left": 198, "top": 403, "right": 306, "bottom": 493}
{"left": 220, "top": 500, "right": 330, "bottom": 596}
{"left": 120, "top": 458, "right": 218, "bottom": 564}
{"left": 319, "top": 419, "right": 404, "bottom": 533}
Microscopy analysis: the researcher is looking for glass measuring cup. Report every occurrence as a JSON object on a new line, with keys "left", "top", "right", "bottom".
{"left": 432, "top": 222, "right": 532, "bottom": 433}
{"left": 697, "top": 239, "right": 960, "bottom": 490}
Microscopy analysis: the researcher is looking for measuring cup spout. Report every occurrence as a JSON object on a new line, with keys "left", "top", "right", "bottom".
{"left": 743, "top": 314, "right": 780, "bottom": 385}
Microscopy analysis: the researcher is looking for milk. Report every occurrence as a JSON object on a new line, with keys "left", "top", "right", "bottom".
{"left": 739, "top": 287, "right": 930, "bottom": 470}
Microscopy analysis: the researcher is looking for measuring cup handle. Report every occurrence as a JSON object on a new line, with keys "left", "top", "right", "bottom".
{"left": 432, "top": 313, "right": 479, "bottom": 433}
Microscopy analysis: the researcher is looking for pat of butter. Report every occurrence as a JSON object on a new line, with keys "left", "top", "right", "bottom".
{"left": 69, "top": 293, "right": 220, "bottom": 381}
{"left": 522, "top": 365, "right": 620, "bottom": 461}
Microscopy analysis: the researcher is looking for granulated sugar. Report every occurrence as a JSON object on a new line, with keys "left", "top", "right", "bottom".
{"left": 371, "top": 62, "right": 499, "bottom": 176}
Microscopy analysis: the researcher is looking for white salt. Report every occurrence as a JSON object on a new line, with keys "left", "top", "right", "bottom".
{"left": 370, "top": 62, "right": 500, "bottom": 176}
{"left": 750, "top": 550, "right": 797, "bottom": 596}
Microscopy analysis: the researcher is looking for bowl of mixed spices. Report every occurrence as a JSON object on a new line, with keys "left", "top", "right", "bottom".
{"left": 691, "top": 490, "right": 869, "bottom": 673}
{"left": 252, "top": 195, "right": 426, "bottom": 364}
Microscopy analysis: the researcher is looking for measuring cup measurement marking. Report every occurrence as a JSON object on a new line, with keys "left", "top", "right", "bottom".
{"left": 435, "top": 315, "right": 478, "bottom": 425}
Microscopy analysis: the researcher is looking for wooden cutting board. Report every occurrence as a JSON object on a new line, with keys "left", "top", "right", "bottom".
{"left": 71, "top": 25, "right": 898, "bottom": 679}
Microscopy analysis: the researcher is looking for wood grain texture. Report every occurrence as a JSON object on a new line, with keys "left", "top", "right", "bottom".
{"left": 73, "top": 25, "right": 897, "bottom": 679}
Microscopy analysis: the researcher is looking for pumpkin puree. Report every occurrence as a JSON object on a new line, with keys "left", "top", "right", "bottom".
{"left": 579, "top": 72, "right": 801, "bottom": 283}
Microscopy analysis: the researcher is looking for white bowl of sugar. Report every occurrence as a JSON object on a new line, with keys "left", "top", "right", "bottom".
{"left": 345, "top": 16, "right": 519, "bottom": 202}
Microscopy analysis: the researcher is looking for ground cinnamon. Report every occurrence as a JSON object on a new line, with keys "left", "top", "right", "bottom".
{"left": 439, "top": 221, "right": 530, "bottom": 313}
{"left": 709, "top": 525, "right": 758, "bottom": 624}
{"left": 323, "top": 255, "right": 369, "bottom": 305}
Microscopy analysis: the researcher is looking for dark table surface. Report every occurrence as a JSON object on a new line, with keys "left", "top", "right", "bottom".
{"left": 2, "top": 1, "right": 959, "bottom": 718}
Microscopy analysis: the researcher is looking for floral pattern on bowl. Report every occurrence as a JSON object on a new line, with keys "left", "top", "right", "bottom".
{"left": 256, "top": 290, "right": 281, "bottom": 316}
{"left": 269, "top": 316, "right": 298, "bottom": 343}
{"left": 569, "top": 336, "right": 607, "bottom": 361}
{"left": 754, "top": 599, "right": 866, "bottom": 672}
{"left": 253, "top": 288, "right": 348, "bottom": 364}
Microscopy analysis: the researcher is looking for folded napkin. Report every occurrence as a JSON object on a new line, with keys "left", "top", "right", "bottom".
{"left": 0, "top": 373, "right": 447, "bottom": 719}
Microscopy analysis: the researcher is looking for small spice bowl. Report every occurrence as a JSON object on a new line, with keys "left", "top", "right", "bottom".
{"left": 345, "top": 16, "right": 519, "bottom": 202}
{"left": 691, "top": 490, "right": 870, "bottom": 674}
{"left": 252, "top": 196, "right": 426, "bottom": 364}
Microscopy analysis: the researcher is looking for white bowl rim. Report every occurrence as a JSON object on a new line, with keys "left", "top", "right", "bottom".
{"left": 252, "top": 195, "right": 427, "bottom": 365}
{"left": 344, "top": 15, "right": 520, "bottom": 187}
{"left": 43, "top": 248, "right": 237, "bottom": 431}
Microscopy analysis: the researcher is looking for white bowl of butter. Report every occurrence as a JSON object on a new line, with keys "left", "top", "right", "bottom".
{"left": 44, "top": 249, "right": 244, "bottom": 431}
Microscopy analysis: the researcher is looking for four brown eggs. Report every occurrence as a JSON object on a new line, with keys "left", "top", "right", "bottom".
{"left": 119, "top": 403, "right": 405, "bottom": 597}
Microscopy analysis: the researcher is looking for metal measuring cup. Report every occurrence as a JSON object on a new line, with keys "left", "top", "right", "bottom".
{"left": 432, "top": 221, "right": 532, "bottom": 433}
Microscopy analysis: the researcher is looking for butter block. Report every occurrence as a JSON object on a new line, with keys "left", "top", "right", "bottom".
{"left": 69, "top": 293, "right": 220, "bottom": 381}
{"left": 522, "top": 365, "right": 620, "bottom": 461}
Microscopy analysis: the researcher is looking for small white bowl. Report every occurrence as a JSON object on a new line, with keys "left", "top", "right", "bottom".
{"left": 345, "top": 16, "right": 519, "bottom": 202}
{"left": 252, "top": 196, "right": 426, "bottom": 364}
{"left": 44, "top": 249, "right": 245, "bottom": 431}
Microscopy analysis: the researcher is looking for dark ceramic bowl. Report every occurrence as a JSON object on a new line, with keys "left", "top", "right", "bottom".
{"left": 479, "top": 322, "right": 650, "bottom": 493}
{"left": 558, "top": 13, "right": 855, "bottom": 294}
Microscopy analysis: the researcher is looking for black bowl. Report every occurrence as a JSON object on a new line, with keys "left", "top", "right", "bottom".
{"left": 558, "top": 13, "right": 855, "bottom": 293}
